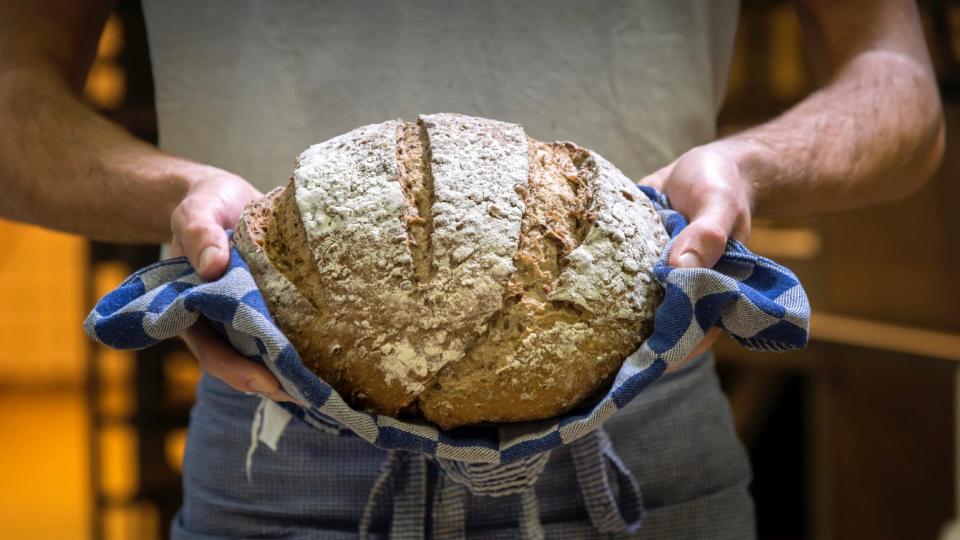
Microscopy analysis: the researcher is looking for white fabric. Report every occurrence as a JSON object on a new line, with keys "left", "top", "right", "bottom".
{"left": 258, "top": 398, "right": 293, "bottom": 451}
{"left": 141, "top": 0, "right": 739, "bottom": 191}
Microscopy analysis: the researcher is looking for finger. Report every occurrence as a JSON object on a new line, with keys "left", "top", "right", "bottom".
{"left": 687, "top": 326, "right": 721, "bottom": 360}
{"left": 637, "top": 161, "right": 676, "bottom": 190}
{"left": 169, "top": 235, "right": 185, "bottom": 258}
{"left": 668, "top": 203, "right": 739, "bottom": 269}
{"left": 170, "top": 198, "right": 231, "bottom": 280}
{"left": 181, "top": 319, "right": 293, "bottom": 402}
{"left": 665, "top": 327, "right": 721, "bottom": 373}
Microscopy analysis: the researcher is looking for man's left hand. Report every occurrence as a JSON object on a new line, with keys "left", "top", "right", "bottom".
{"left": 638, "top": 142, "right": 755, "bottom": 370}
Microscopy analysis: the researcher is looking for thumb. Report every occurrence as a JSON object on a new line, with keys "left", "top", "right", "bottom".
{"left": 170, "top": 198, "right": 231, "bottom": 280}
{"left": 668, "top": 207, "right": 736, "bottom": 269}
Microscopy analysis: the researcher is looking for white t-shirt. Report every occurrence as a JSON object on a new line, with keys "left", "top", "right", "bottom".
{"left": 142, "top": 0, "right": 739, "bottom": 192}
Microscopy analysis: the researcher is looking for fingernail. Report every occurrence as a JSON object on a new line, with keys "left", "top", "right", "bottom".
{"left": 248, "top": 377, "right": 274, "bottom": 394}
{"left": 198, "top": 246, "right": 219, "bottom": 275}
{"left": 677, "top": 251, "right": 701, "bottom": 268}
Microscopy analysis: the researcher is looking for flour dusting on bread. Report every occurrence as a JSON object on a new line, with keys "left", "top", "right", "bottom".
{"left": 235, "top": 113, "right": 667, "bottom": 428}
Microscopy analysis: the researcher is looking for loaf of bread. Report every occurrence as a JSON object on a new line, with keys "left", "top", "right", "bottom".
{"left": 234, "top": 113, "right": 668, "bottom": 429}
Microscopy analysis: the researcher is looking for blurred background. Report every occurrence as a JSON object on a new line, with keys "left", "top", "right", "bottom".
{"left": 2, "top": 1, "right": 959, "bottom": 539}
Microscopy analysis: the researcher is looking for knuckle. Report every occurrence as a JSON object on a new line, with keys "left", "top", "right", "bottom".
{"left": 704, "top": 177, "right": 737, "bottom": 200}
{"left": 174, "top": 196, "right": 208, "bottom": 221}
{"left": 170, "top": 203, "right": 188, "bottom": 230}
{"left": 183, "top": 219, "right": 216, "bottom": 240}
{"left": 173, "top": 194, "right": 202, "bottom": 218}
{"left": 696, "top": 223, "right": 729, "bottom": 246}
{"left": 730, "top": 191, "right": 750, "bottom": 213}
{"left": 683, "top": 145, "right": 709, "bottom": 161}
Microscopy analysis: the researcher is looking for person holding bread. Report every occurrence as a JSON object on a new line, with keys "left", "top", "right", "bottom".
{"left": 0, "top": 1, "right": 943, "bottom": 538}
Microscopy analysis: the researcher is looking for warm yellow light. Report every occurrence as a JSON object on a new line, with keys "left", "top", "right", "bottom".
{"left": 747, "top": 226, "right": 821, "bottom": 260}
{"left": 768, "top": 4, "right": 805, "bottom": 101}
{"left": 84, "top": 14, "right": 126, "bottom": 109}
{"left": 99, "top": 377, "right": 135, "bottom": 418}
{"left": 100, "top": 424, "right": 138, "bottom": 499}
{"left": 85, "top": 63, "right": 126, "bottom": 110}
{"left": 0, "top": 393, "right": 90, "bottom": 539}
{"left": 0, "top": 219, "right": 87, "bottom": 386}
{"left": 97, "top": 16, "right": 124, "bottom": 60}
{"left": 165, "top": 428, "right": 188, "bottom": 474}
{"left": 104, "top": 502, "right": 161, "bottom": 540}
{"left": 163, "top": 350, "right": 202, "bottom": 406}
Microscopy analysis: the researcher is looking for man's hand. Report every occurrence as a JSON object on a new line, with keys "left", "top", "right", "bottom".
{"left": 170, "top": 167, "right": 262, "bottom": 279}
{"left": 640, "top": 143, "right": 753, "bottom": 269}
{"left": 169, "top": 169, "right": 293, "bottom": 402}
{"left": 0, "top": 1, "right": 297, "bottom": 401}
{"left": 638, "top": 0, "right": 947, "bottom": 370}
{"left": 639, "top": 142, "right": 755, "bottom": 370}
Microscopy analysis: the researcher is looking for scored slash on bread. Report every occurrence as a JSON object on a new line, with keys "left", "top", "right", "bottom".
{"left": 235, "top": 113, "right": 668, "bottom": 429}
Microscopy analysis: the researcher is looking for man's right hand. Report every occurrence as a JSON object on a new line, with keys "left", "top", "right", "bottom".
{"left": 170, "top": 168, "right": 293, "bottom": 402}
{"left": 0, "top": 2, "right": 294, "bottom": 402}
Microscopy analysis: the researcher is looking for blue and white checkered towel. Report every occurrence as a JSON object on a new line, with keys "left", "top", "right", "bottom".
{"left": 84, "top": 185, "right": 809, "bottom": 536}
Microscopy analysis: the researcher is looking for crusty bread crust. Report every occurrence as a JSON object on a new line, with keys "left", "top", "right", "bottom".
{"left": 417, "top": 141, "right": 668, "bottom": 427}
{"left": 235, "top": 113, "right": 667, "bottom": 429}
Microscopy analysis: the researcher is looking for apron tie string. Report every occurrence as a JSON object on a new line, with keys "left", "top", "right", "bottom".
{"left": 244, "top": 403, "right": 643, "bottom": 537}
{"left": 570, "top": 427, "right": 645, "bottom": 534}
{"left": 359, "top": 450, "right": 430, "bottom": 539}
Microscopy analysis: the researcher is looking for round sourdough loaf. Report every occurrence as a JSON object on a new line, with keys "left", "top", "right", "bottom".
{"left": 234, "top": 113, "right": 668, "bottom": 429}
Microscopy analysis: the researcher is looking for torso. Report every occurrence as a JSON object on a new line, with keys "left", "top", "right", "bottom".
{"left": 142, "top": 0, "right": 739, "bottom": 191}
{"left": 143, "top": 4, "right": 752, "bottom": 537}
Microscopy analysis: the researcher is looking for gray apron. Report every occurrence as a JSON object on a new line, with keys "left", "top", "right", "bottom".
{"left": 172, "top": 352, "right": 755, "bottom": 538}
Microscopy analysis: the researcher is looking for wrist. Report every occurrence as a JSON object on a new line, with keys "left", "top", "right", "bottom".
{"left": 131, "top": 153, "right": 196, "bottom": 224}
{"left": 107, "top": 150, "right": 220, "bottom": 241}
{"left": 141, "top": 156, "right": 235, "bottom": 216}
{"left": 710, "top": 136, "right": 771, "bottom": 216}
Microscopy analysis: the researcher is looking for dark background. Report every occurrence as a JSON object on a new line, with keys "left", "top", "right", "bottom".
{"left": 1, "top": 1, "right": 958, "bottom": 539}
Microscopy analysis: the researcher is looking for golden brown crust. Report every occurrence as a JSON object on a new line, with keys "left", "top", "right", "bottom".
{"left": 416, "top": 140, "right": 656, "bottom": 428}
{"left": 268, "top": 182, "right": 417, "bottom": 412}
{"left": 395, "top": 121, "right": 434, "bottom": 284}
{"left": 235, "top": 187, "right": 390, "bottom": 408}
{"left": 235, "top": 114, "right": 667, "bottom": 429}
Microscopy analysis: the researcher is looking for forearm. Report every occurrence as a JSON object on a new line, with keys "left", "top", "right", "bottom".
{"left": 717, "top": 0, "right": 946, "bottom": 220}
{"left": 0, "top": 65, "right": 212, "bottom": 243}
{"left": 724, "top": 50, "right": 943, "bottom": 219}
